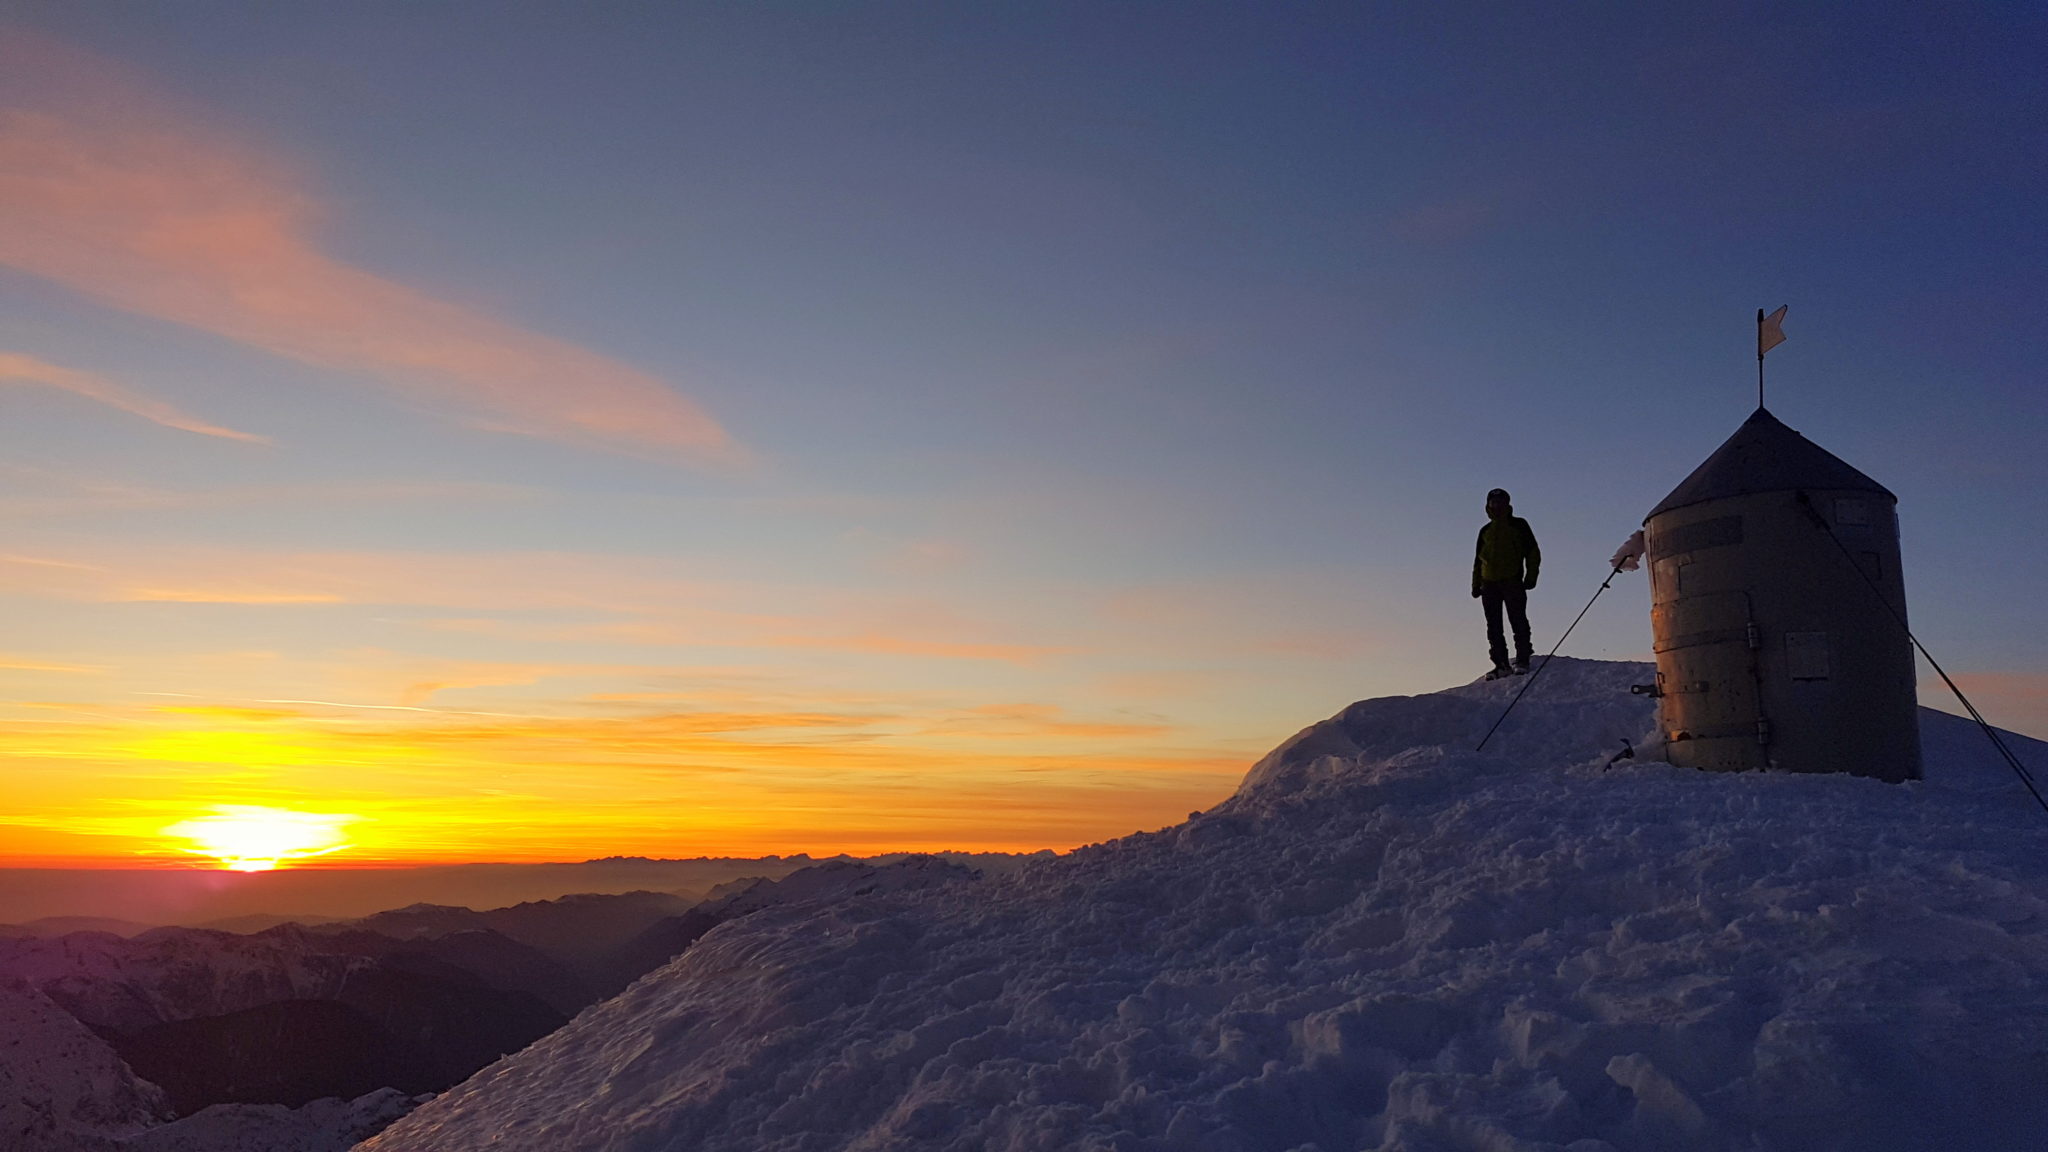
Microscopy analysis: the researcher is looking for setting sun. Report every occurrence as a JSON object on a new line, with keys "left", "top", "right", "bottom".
{"left": 161, "top": 805, "right": 356, "bottom": 871}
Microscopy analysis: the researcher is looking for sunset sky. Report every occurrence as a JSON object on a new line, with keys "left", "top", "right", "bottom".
{"left": 4, "top": 5, "right": 2044, "bottom": 868}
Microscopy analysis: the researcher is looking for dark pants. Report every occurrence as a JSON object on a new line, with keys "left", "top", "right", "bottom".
{"left": 1481, "top": 581, "right": 1532, "bottom": 666}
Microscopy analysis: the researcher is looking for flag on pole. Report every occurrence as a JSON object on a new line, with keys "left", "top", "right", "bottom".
{"left": 1758, "top": 305, "right": 1788, "bottom": 359}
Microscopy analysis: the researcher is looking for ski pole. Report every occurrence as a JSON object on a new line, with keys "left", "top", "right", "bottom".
{"left": 1476, "top": 565, "right": 1625, "bottom": 752}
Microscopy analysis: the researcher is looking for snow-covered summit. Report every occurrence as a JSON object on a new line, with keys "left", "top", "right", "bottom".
{"left": 1236, "top": 656, "right": 1654, "bottom": 800}
{"left": 363, "top": 659, "right": 2048, "bottom": 1152}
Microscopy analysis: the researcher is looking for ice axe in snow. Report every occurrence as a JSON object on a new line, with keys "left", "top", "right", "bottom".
{"left": 1475, "top": 532, "right": 1645, "bottom": 753}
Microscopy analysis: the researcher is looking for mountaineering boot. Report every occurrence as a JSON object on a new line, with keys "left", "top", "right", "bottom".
{"left": 1513, "top": 656, "right": 1531, "bottom": 675}
{"left": 1485, "top": 660, "right": 1514, "bottom": 681}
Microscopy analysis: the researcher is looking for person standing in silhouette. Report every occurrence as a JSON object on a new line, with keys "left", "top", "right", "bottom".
{"left": 1472, "top": 487, "right": 1540, "bottom": 679}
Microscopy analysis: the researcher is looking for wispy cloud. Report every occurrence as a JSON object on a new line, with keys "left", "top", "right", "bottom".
{"left": 1092, "top": 670, "right": 1220, "bottom": 700}
{"left": 506, "top": 615, "right": 1077, "bottom": 667}
{"left": 0, "top": 465, "right": 542, "bottom": 517}
{"left": 0, "top": 655, "right": 103, "bottom": 673}
{"left": 0, "top": 546, "right": 717, "bottom": 611}
{"left": 0, "top": 553, "right": 105, "bottom": 570}
{"left": 0, "top": 351, "right": 267, "bottom": 442}
{"left": 153, "top": 705, "right": 304, "bottom": 722}
{"left": 126, "top": 588, "right": 347, "bottom": 605}
{"left": 923, "top": 702, "right": 1172, "bottom": 740}
{"left": 0, "top": 30, "right": 742, "bottom": 465}
{"left": 761, "top": 631, "right": 1075, "bottom": 666}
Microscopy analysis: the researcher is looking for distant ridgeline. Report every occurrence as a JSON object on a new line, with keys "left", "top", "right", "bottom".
{"left": 0, "top": 850, "right": 1047, "bottom": 926}
{"left": 0, "top": 868, "right": 952, "bottom": 1129}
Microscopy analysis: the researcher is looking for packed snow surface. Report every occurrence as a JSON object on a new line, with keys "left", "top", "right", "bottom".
{"left": 122, "top": 1089, "right": 420, "bottom": 1152}
{"left": 362, "top": 659, "right": 2048, "bottom": 1152}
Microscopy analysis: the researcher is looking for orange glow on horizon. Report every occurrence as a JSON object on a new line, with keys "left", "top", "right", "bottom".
{"left": 0, "top": 695, "right": 1254, "bottom": 868}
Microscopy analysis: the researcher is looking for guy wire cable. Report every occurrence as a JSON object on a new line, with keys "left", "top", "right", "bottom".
{"left": 1795, "top": 491, "right": 2048, "bottom": 815}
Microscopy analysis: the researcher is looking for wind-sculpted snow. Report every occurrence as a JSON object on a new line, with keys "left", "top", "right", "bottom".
{"left": 362, "top": 659, "right": 2048, "bottom": 1152}
{"left": 121, "top": 1089, "right": 422, "bottom": 1152}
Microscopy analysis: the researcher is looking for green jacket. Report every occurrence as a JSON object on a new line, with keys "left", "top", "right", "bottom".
{"left": 1473, "top": 516, "right": 1540, "bottom": 590}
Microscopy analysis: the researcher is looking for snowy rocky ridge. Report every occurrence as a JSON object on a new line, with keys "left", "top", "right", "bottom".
{"left": 0, "top": 977, "right": 168, "bottom": 1147}
{"left": 361, "top": 657, "right": 2048, "bottom": 1152}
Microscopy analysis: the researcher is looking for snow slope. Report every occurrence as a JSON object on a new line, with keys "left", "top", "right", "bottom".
{"left": 119, "top": 1089, "right": 420, "bottom": 1152}
{"left": 0, "top": 977, "right": 167, "bottom": 1151}
{"left": 362, "top": 658, "right": 2048, "bottom": 1152}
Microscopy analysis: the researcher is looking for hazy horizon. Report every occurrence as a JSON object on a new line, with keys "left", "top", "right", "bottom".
{"left": 0, "top": 852, "right": 1013, "bottom": 925}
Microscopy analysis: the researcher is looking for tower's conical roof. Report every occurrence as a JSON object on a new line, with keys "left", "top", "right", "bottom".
{"left": 1645, "top": 407, "right": 1893, "bottom": 522}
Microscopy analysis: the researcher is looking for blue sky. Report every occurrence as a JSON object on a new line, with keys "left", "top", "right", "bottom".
{"left": 2, "top": 3, "right": 2043, "bottom": 863}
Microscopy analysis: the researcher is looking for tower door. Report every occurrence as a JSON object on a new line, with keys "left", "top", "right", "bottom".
{"left": 1653, "top": 591, "right": 1766, "bottom": 772}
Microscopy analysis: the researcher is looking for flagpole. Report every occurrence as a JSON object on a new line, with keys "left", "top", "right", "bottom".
{"left": 1756, "top": 305, "right": 1787, "bottom": 410}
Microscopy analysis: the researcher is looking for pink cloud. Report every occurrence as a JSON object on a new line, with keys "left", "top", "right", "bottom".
{"left": 0, "top": 541, "right": 1068, "bottom": 667}
{"left": 925, "top": 702, "right": 1172, "bottom": 740}
{"left": 0, "top": 351, "right": 265, "bottom": 442}
{"left": 0, "top": 31, "right": 742, "bottom": 465}
{"left": 0, "top": 546, "right": 714, "bottom": 611}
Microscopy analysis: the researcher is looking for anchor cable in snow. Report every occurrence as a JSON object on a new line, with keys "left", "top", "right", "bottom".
{"left": 1796, "top": 491, "right": 2048, "bottom": 815}
{"left": 1476, "top": 564, "right": 1626, "bottom": 752}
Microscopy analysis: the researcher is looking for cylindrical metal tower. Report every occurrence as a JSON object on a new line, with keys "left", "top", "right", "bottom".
{"left": 1644, "top": 407, "right": 1920, "bottom": 782}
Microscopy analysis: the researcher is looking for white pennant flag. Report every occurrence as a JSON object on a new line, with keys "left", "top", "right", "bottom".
{"left": 1758, "top": 305, "right": 1788, "bottom": 359}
